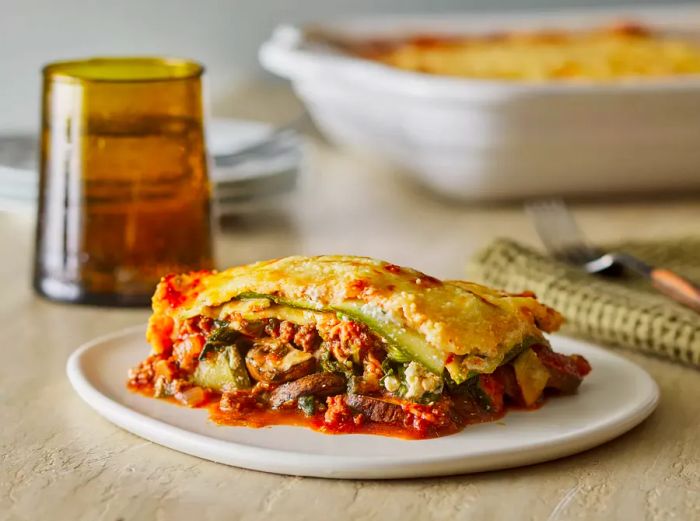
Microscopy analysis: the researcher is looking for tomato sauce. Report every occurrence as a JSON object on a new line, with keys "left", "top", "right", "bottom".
{"left": 127, "top": 382, "right": 545, "bottom": 440}
{"left": 131, "top": 315, "right": 567, "bottom": 440}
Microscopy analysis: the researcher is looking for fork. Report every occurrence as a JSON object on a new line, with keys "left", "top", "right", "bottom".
{"left": 526, "top": 199, "right": 700, "bottom": 313}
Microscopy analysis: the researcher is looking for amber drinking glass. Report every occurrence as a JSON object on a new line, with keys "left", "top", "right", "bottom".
{"left": 34, "top": 57, "right": 214, "bottom": 306}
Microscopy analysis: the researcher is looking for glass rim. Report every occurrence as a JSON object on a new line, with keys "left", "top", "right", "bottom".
{"left": 42, "top": 56, "right": 204, "bottom": 84}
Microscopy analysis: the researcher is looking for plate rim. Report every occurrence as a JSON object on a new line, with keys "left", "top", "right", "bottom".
{"left": 66, "top": 324, "right": 659, "bottom": 479}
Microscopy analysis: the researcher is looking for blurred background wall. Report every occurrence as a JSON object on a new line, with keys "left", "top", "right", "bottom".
{"left": 2, "top": 0, "right": 662, "bottom": 130}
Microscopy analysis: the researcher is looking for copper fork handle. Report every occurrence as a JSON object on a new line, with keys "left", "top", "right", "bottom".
{"left": 650, "top": 268, "right": 700, "bottom": 314}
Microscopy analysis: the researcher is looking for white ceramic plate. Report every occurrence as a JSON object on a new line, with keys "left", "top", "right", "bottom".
{"left": 206, "top": 118, "right": 272, "bottom": 158}
{"left": 66, "top": 326, "right": 658, "bottom": 479}
{"left": 0, "top": 119, "right": 301, "bottom": 217}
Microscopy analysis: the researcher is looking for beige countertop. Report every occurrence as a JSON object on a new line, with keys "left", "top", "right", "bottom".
{"left": 1, "top": 137, "right": 699, "bottom": 521}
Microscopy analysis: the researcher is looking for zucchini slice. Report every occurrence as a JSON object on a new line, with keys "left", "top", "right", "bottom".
{"left": 512, "top": 348, "right": 550, "bottom": 406}
{"left": 193, "top": 344, "right": 251, "bottom": 392}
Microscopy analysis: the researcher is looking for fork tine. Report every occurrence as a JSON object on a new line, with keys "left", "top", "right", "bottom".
{"left": 525, "top": 199, "right": 600, "bottom": 264}
{"left": 525, "top": 199, "right": 575, "bottom": 255}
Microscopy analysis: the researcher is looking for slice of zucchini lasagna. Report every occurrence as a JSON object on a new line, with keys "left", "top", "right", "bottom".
{"left": 128, "top": 255, "right": 590, "bottom": 438}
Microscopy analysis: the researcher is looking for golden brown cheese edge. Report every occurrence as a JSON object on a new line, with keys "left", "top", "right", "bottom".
{"left": 147, "top": 255, "right": 562, "bottom": 365}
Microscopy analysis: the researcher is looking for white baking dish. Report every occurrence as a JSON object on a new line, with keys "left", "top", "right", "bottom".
{"left": 260, "top": 5, "right": 700, "bottom": 200}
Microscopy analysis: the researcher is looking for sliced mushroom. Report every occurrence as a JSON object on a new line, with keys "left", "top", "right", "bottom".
{"left": 347, "top": 375, "right": 381, "bottom": 395}
{"left": 245, "top": 338, "right": 316, "bottom": 384}
{"left": 269, "top": 373, "right": 346, "bottom": 408}
{"left": 345, "top": 394, "right": 405, "bottom": 424}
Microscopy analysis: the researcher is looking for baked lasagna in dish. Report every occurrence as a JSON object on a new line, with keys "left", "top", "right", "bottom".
{"left": 347, "top": 23, "right": 700, "bottom": 82}
{"left": 128, "top": 256, "right": 591, "bottom": 439}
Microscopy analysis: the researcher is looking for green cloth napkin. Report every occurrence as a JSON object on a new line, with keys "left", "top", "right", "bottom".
{"left": 468, "top": 238, "right": 700, "bottom": 368}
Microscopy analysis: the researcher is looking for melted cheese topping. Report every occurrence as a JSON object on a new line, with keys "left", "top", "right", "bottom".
{"left": 354, "top": 24, "right": 700, "bottom": 82}
{"left": 149, "top": 255, "right": 562, "bottom": 369}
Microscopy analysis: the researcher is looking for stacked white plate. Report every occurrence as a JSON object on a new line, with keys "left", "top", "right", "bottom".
{"left": 0, "top": 135, "right": 37, "bottom": 213}
{"left": 0, "top": 118, "right": 302, "bottom": 216}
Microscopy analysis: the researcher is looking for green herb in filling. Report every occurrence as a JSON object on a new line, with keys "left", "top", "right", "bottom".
{"left": 297, "top": 395, "right": 316, "bottom": 416}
